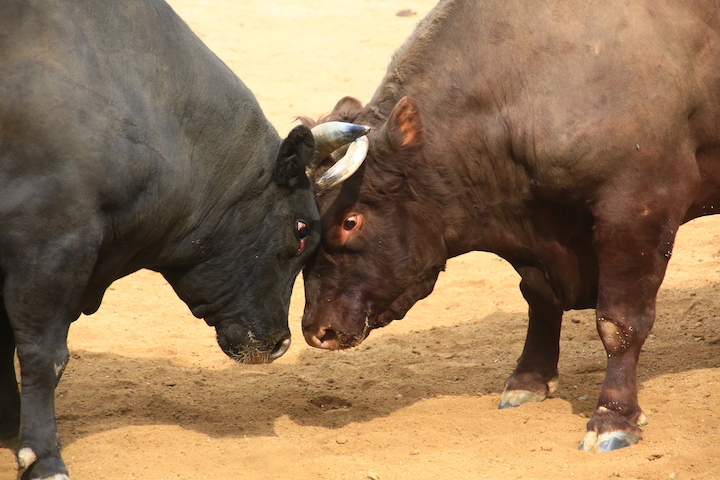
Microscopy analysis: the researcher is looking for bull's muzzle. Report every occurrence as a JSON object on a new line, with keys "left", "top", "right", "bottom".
{"left": 215, "top": 320, "right": 291, "bottom": 364}
{"left": 302, "top": 324, "right": 366, "bottom": 350}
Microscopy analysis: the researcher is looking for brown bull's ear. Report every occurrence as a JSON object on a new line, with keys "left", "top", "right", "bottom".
{"left": 380, "top": 96, "right": 424, "bottom": 151}
{"left": 332, "top": 96, "right": 364, "bottom": 115}
{"left": 274, "top": 125, "right": 315, "bottom": 186}
{"left": 370, "top": 97, "right": 424, "bottom": 195}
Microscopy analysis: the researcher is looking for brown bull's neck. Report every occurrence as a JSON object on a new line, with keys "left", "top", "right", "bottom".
{"left": 365, "top": 95, "right": 536, "bottom": 262}
{"left": 358, "top": 14, "right": 537, "bottom": 261}
{"left": 425, "top": 133, "right": 535, "bottom": 260}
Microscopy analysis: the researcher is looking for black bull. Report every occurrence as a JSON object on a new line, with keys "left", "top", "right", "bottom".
{"left": 0, "top": 0, "right": 371, "bottom": 478}
{"left": 301, "top": 0, "right": 720, "bottom": 453}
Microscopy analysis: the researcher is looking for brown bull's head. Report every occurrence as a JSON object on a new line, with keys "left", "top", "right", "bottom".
{"left": 301, "top": 96, "right": 450, "bottom": 350}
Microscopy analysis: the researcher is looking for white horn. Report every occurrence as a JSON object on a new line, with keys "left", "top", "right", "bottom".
{"left": 315, "top": 135, "right": 369, "bottom": 190}
{"left": 309, "top": 122, "right": 370, "bottom": 172}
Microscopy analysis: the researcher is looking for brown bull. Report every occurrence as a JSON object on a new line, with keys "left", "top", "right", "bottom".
{"left": 299, "top": 0, "right": 720, "bottom": 452}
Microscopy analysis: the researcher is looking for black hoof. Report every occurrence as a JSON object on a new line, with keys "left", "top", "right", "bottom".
{"left": 17, "top": 450, "right": 69, "bottom": 480}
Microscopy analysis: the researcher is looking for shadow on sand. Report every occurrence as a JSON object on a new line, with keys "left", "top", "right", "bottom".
{"left": 8, "top": 283, "right": 718, "bottom": 450}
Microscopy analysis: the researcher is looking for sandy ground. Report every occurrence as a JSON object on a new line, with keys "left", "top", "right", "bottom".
{"left": 3, "top": 1, "right": 720, "bottom": 479}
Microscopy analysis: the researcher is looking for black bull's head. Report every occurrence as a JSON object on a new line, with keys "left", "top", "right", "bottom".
{"left": 164, "top": 122, "right": 371, "bottom": 364}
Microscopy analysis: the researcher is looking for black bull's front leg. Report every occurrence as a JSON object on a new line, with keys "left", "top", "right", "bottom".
{"left": 13, "top": 322, "right": 71, "bottom": 479}
{"left": 1, "top": 231, "right": 99, "bottom": 480}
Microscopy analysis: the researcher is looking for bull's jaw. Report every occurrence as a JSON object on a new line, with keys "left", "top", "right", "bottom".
{"left": 303, "top": 311, "right": 406, "bottom": 350}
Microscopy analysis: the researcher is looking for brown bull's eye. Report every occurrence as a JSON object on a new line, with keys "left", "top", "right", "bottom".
{"left": 338, "top": 214, "right": 362, "bottom": 246}
{"left": 296, "top": 220, "right": 309, "bottom": 252}
{"left": 343, "top": 215, "right": 360, "bottom": 231}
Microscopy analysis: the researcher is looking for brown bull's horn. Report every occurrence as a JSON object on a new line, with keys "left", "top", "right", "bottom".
{"left": 315, "top": 135, "right": 369, "bottom": 190}
{"left": 309, "top": 121, "right": 370, "bottom": 171}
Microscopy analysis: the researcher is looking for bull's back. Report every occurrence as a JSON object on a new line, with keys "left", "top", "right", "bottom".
{"left": 396, "top": 0, "right": 720, "bottom": 204}
{"left": 0, "top": 0, "right": 244, "bottom": 237}
{"left": 514, "top": 0, "right": 720, "bottom": 201}
{"left": 1, "top": 1, "right": 170, "bottom": 201}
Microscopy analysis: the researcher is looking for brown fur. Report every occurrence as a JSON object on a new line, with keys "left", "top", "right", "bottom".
{"left": 301, "top": 0, "right": 720, "bottom": 451}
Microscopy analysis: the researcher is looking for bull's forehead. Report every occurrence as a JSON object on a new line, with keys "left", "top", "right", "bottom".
{"left": 315, "top": 172, "right": 366, "bottom": 214}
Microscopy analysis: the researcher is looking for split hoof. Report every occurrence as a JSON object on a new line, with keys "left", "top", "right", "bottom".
{"left": 15, "top": 447, "right": 69, "bottom": 480}
{"left": 25, "top": 475, "right": 70, "bottom": 480}
{"left": 498, "top": 389, "right": 546, "bottom": 409}
{"left": 578, "top": 431, "right": 640, "bottom": 452}
{"left": 22, "top": 475, "right": 70, "bottom": 480}
{"left": 16, "top": 447, "right": 36, "bottom": 470}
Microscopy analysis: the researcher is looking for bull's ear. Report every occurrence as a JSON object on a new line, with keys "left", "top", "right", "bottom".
{"left": 331, "top": 96, "right": 364, "bottom": 115}
{"left": 274, "top": 125, "right": 315, "bottom": 186}
{"left": 380, "top": 96, "right": 424, "bottom": 151}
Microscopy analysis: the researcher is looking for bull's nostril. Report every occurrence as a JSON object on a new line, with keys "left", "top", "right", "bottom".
{"left": 317, "top": 327, "right": 341, "bottom": 350}
{"left": 268, "top": 336, "right": 291, "bottom": 360}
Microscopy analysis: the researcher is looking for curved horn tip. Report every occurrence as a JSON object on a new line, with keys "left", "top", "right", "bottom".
{"left": 310, "top": 121, "right": 370, "bottom": 136}
{"left": 315, "top": 136, "right": 369, "bottom": 190}
{"left": 354, "top": 124, "right": 371, "bottom": 135}
{"left": 310, "top": 122, "right": 371, "bottom": 151}
{"left": 309, "top": 122, "right": 371, "bottom": 172}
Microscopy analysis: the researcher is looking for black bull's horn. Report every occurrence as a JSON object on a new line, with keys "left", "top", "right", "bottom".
{"left": 309, "top": 122, "right": 370, "bottom": 190}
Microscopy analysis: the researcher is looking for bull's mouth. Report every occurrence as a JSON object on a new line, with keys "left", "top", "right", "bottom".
{"left": 215, "top": 319, "right": 292, "bottom": 364}
{"left": 220, "top": 336, "right": 291, "bottom": 364}
{"left": 304, "top": 325, "right": 368, "bottom": 350}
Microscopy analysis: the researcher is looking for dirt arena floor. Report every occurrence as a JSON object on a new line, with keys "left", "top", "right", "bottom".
{"left": 2, "top": 1, "right": 720, "bottom": 479}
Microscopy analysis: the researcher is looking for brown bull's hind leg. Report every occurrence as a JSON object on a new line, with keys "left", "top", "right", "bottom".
{"left": 580, "top": 186, "right": 687, "bottom": 452}
{"left": 499, "top": 271, "right": 562, "bottom": 409}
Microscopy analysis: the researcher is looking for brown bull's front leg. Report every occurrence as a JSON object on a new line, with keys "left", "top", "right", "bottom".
{"left": 580, "top": 184, "right": 686, "bottom": 452}
{"left": 579, "top": 313, "right": 651, "bottom": 451}
{"left": 500, "top": 269, "right": 563, "bottom": 408}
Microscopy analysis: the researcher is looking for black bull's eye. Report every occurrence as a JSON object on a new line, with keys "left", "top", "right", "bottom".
{"left": 296, "top": 220, "right": 309, "bottom": 252}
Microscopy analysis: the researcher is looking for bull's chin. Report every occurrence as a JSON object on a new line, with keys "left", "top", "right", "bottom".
{"left": 348, "top": 309, "right": 403, "bottom": 342}
{"left": 375, "top": 275, "right": 439, "bottom": 329}
{"left": 217, "top": 335, "right": 291, "bottom": 364}
{"left": 222, "top": 348, "right": 276, "bottom": 364}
